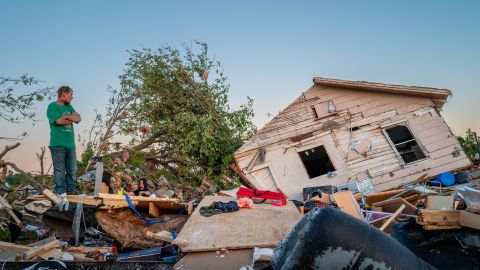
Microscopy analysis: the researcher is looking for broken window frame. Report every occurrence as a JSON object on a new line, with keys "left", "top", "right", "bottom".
{"left": 381, "top": 121, "right": 429, "bottom": 166}
{"left": 297, "top": 143, "right": 336, "bottom": 179}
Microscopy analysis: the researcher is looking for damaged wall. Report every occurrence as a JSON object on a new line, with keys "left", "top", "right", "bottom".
{"left": 234, "top": 79, "right": 471, "bottom": 201}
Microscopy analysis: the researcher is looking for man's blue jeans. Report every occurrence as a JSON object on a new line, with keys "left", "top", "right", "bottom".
{"left": 49, "top": 146, "right": 77, "bottom": 194}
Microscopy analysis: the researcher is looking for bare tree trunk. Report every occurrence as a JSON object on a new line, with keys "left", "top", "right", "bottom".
{"left": 1, "top": 165, "right": 6, "bottom": 181}
{"left": 36, "top": 146, "right": 46, "bottom": 186}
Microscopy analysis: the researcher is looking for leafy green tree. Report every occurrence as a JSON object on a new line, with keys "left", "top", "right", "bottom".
{"left": 0, "top": 75, "right": 53, "bottom": 123}
{"left": 0, "top": 75, "right": 52, "bottom": 190}
{"left": 457, "top": 128, "right": 480, "bottom": 161}
{"left": 87, "top": 42, "right": 255, "bottom": 188}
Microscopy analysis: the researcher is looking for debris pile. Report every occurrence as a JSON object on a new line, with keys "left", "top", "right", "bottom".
{"left": 0, "top": 163, "right": 478, "bottom": 269}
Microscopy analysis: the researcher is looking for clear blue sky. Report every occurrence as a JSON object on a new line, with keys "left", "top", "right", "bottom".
{"left": 1, "top": 1, "right": 479, "bottom": 172}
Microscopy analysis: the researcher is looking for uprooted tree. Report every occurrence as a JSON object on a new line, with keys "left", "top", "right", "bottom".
{"left": 81, "top": 42, "right": 256, "bottom": 189}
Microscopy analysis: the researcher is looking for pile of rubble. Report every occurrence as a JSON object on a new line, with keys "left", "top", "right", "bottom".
{"left": 0, "top": 165, "right": 478, "bottom": 269}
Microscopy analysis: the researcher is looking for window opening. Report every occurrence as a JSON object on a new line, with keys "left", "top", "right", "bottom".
{"left": 384, "top": 125, "right": 426, "bottom": 164}
{"left": 299, "top": 145, "right": 335, "bottom": 178}
{"left": 312, "top": 105, "right": 319, "bottom": 119}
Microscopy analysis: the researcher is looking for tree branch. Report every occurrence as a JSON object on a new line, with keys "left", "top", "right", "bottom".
{"left": 0, "top": 142, "right": 21, "bottom": 160}
{"left": 0, "top": 160, "right": 42, "bottom": 190}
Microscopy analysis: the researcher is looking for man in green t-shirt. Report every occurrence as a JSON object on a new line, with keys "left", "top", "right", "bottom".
{"left": 47, "top": 86, "right": 81, "bottom": 196}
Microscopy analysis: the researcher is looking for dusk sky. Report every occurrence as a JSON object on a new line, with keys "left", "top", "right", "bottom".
{"left": 1, "top": 1, "right": 479, "bottom": 172}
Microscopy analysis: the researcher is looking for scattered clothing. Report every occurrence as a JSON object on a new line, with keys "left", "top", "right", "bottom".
{"left": 199, "top": 201, "right": 240, "bottom": 217}
{"left": 237, "top": 197, "right": 254, "bottom": 208}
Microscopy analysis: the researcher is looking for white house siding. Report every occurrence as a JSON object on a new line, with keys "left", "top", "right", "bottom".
{"left": 234, "top": 84, "right": 471, "bottom": 200}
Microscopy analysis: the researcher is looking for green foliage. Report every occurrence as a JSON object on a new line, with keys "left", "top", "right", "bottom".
{"left": 0, "top": 75, "right": 53, "bottom": 123}
{"left": 109, "top": 42, "right": 255, "bottom": 187}
{"left": 78, "top": 142, "right": 94, "bottom": 169}
{"left": 11, "top": 173, "right": 53, "bottom": 187}
{"left": 0, "top": 228, "right": 11, "bottom": 242}
{"left": 457, "top": 129, "right": 480, "bottom": 161}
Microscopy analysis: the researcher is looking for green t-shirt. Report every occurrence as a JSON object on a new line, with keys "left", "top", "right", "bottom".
{"left": 47, "top": 102, "right": 76, "bottom": 147}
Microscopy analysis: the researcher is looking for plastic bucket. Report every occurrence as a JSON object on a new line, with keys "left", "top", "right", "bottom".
{"left": 431, "top": 172, "right": 455, "bottom": 187}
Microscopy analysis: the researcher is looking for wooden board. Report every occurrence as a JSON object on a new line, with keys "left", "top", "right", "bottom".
{"left": 176, "top": 196, "right": 301, "bottom": 252}
{"left": 372, "top": 198, "right": 417, "bottom": 215}
{"left": 174, "top": 249, "right": 254, "bottom": 270}
{"left": 0, "top": 241, "right": 30, "bottom": 261}
{"left": 417, "top": 209, "right": 460, "bottom": 229}
{"left": 459, "top": 211, "right": 480, "bottom": 230}
{"left": 28, "top": 193, "right": 188, "bottom": 212}
{"left": 332, "top": 191, "right": 363, "bottom": 219}
{"left": 364, "top": 189, "right": 406, "bottom": 205}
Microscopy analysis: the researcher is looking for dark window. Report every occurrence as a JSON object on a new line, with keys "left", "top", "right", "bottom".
{"left": 299, "top": 145, "right": 335, "bottom": 178}
{"left": 384, "top": 125, "right": 426, "bottom": 164}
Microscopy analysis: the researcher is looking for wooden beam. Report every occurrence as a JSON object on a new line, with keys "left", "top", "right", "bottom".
{"left": 148, "top": 202, "right": 161, "bottom": 218}
{"left": 23, "top": 240, "right": 60, "bottom": 260}
{"left": 380, "top": 204, "right": 405, "bottom": 232}
{"left": 99, "top": 182, "right": 109, "bottom": 194}
{"left": 96, "top": 193, "right": 178, "bottom": 203}
{"left": 372, "top": 198, "right": 417, "bottom": 215}
{"left": 459, "top": 211, "right": 480, "bottom": 230}
{"left": 42, "top": 189, "right": 62, "bottom": 206}
{"left": 417, "top": 209, "right": 461, "bottom": 230}
{"left": 246, "top": 149, "right": 260, "bottom": 172}
{"left": 364, "top": 189, "right": 405, "bottom": 205}
{"left": 145, "top": 231, "right": 174, "bottom": 242}
{"left": 0, "top": 241, "right": 30, "bottom": 252}
{"left": 187, "top": 201, "right": 194, "bottom": 215}
{"left": 0, "top": 195, "right": 24, "bottom": 228}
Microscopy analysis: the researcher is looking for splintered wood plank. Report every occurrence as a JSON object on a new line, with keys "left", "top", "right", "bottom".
{"left": 176, "top": 196, "right": 301, "bottom": 252}
{"left": 0, "top": 195, "right": 24, "bottom": 228}
{"left": 149, "top": 202, "right": 161, "bottom": 218}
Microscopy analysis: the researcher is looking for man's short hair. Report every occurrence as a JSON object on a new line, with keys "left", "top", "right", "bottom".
{"left": 57, "top": 86, "right": 73, "bottom": 99}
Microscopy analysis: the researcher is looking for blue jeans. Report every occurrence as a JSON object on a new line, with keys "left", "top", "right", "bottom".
{"left": 49, "top": 146, "right": 77, "bottom": 194}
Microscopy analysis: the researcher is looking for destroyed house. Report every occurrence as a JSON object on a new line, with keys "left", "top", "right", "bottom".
{"left": 234, "top": 77, "right": 472, "bottom": 201}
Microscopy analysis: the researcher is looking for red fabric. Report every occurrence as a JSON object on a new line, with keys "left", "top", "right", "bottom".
{"left": 236, "top": 187, "right": 287, "bottom": 205}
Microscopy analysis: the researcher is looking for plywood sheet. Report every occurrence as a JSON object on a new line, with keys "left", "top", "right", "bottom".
{"left": 176, "top": 196, "right": 301, "bottom": 252}
{"left": 174, "top": 249, "right": 253, "bottom": 270}
{"left": 332, "top": 191, "right": 363, "bottom": 219}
